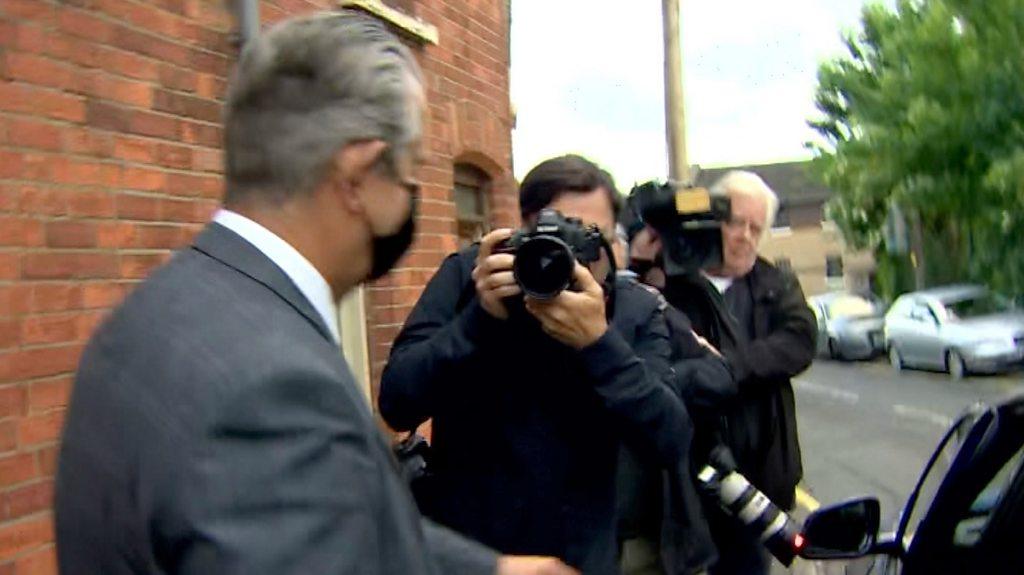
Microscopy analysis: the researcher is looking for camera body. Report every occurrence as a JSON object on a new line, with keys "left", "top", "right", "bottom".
{"left": 625, "top": 181, "right": 731, "bottom": 276}
{"left": 499, "top": 208, "right": 604, "bottom": 300}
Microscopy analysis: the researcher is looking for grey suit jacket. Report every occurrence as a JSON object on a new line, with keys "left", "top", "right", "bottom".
{"left": 55, "top": 222, "right": 497, "bottom": 575}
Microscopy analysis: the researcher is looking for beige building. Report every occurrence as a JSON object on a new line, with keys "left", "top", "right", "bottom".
{"left": 697, "top": 161, "right": 875, "bottom": 297}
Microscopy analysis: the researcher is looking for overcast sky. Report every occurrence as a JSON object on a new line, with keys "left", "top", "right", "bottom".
{"left": 509, "top": 1, "right": 882, "bottom": 186}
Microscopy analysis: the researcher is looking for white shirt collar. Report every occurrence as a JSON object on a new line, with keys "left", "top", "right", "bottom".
{"left": 703, "top": 272, "right": 734, "bottom": 294}
{"left": 213, "top": 209, "right": 341, "bottom": 344}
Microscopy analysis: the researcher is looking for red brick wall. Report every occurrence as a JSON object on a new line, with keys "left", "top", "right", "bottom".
{"left": 366, "top": 0, "right": 515, "bottom": 401}
{"left": 0, "top": 0, "right": 513, "bottom": 571}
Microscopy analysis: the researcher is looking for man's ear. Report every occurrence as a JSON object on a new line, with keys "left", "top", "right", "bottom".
{"left": 329, "top": 140, "right": 389, "bottom": 214}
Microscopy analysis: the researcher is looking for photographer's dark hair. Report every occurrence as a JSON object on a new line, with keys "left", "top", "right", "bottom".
{"left": 519, "top": 155, "right": 621, "bottom": 220}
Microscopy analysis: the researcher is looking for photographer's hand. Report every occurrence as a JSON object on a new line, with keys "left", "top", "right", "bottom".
{"left": 630, "top": 226, "right": 662, "bottom": 262}
{"left": 525, "top": 263, "right": 608, "bottom": 349}
{"left": 473, "top": 229, "right": 520, "bottom": 320}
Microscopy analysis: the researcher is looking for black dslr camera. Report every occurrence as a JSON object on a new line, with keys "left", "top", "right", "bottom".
{"left": 625, "top": 181, "right": 731, "bottom": 276}
{"left": 497, "top": 208, "right": 605, "bottom": 300}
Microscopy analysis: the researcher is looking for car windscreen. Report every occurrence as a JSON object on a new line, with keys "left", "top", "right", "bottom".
{"left": 944, "top": 293, "right": 1014, "bottom": 320}
{"left": 826, "top": 295, "right": 878, "bottom": 320}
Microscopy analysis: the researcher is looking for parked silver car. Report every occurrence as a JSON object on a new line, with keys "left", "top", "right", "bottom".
{"left": 809, "top": 292, "right": 886, "bottom": 360}
{"left": 884, "top": 285, "right": 1024, "bottom": 378}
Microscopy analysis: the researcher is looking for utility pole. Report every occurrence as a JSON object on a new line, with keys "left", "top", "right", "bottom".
{"left": 662, "top": 0, "right": 689, "bottom": 183}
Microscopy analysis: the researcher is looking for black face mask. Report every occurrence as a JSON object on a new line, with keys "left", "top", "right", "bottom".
{"left": 368, "top": 194, "right": 417, "bottom": 281}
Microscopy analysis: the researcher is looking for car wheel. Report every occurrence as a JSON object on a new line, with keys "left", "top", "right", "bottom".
{"left": 889, "top": 345, "right": 904, "bottom": 372}
{"left": 947, "top": 349, "right": 967, "bottom": 380}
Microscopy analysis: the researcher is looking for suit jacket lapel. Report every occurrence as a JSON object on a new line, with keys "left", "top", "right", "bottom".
{"left": 191, "top": 222, "right": 336, "bottom": 344}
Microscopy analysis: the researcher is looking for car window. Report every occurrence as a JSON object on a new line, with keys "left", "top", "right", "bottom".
{"left": 952, "top": 443, "right": 1024, "bottom": 547}
{"left": 901, "top": 413, "right": 978, "bottom": 546}
{"left": 826, "top": 295, "right": 877, "bottom": 319}
{"left": 890, "top": 297, "right": 912, "bottom": 317}
{"left": 945, "top": 292, "right": 1014, "bottom": 321}
{"left": 909, "top": 304, "right": 936, "bottom": 324}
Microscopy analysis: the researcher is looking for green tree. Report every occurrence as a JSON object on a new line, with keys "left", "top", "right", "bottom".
{"left": 809, "top": 0, "right": 1024, "bottom": 298}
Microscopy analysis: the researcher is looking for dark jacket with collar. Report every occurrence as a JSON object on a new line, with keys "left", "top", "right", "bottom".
{"left": 55, "top": 223, "right": 497, "bottom": 575}
{"left": 379, "top": 246, "right": 694, "bottom": 575}
{"left": 615, "top": 278, "right": 724, "bottom": 574}
{"left": 664, "top": 257, "right": 816, "bottom": 510}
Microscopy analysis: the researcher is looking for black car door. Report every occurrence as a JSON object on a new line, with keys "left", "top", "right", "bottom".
{"left": 898, "top": 396, "right": 1024, "bottom": 575}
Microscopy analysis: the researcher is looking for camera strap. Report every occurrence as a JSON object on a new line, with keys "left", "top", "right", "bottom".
{"left": 599, "top": 236, "right": 617, "bottom": 322}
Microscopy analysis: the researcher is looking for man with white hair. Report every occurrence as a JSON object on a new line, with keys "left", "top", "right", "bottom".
{"left": 624, "top": 170, "right": 816, "bottom": 574}
{"left": 695, "top": 170, "right": 816, "bottom": 575}
{"left": 707, "top": 171, "right": 780, "bottom": 282}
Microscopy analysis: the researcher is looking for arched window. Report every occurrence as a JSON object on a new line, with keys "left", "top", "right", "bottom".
{"left": 453, "top": 163, "right": 491, "bottom": 248}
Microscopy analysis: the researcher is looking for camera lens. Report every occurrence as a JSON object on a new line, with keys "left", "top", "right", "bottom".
{"left": 513, "top": 235, "right": 576, "bottom": 299}
{"left": 697, "top": 464, "right": 803, "bottom": 567}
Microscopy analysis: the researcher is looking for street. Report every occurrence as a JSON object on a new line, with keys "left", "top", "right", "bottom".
{"left": 765, "top": 358, "right": 1022, "bottom": 574}
{"left": 794, "top": 357, "right": 1023, "bottom": 524}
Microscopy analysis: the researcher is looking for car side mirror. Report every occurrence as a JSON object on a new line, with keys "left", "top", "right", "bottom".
{"left": 799, "top": 497, "right": 881, "bottom": 559}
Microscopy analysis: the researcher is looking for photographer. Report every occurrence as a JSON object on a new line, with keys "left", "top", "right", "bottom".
{"left": 379, "top": 155, "right": 694, "bottom": 575}
{"left": 635, "top": 171, "right": 816, "bottom": 575}
{"left": 621, "top": 226, "right": 739, "bottom": 413}
{"left": 614, "top": 225, "right": 732, "bottom": 575}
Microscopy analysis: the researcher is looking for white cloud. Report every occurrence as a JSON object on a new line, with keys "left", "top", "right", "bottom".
{"left": 511, "top": 1, "right": 665, "bottom": 185}
{"left": 511, "top": 1, "right": 880, "bottom": 183}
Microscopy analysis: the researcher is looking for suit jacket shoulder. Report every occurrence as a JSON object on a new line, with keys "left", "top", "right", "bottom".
{"left": 57, "top": 223, "right": 497, "bottom": 575}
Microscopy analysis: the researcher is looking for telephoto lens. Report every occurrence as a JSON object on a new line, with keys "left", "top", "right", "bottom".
{"left": 696, "top": 447, "right": 805, "bottom": 566}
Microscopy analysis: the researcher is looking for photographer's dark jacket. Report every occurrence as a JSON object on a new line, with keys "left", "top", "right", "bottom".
{"left": 665, "top": 257, "right": 816, "bottom": 510}
{"left": 380, "top": 247, "right": 694, "bottom": 575}
{"left": 614, "top": 278, "right": 725, "bottom": 574}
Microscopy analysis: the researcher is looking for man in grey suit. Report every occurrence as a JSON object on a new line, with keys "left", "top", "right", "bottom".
{"left": 55, "top": 12, "right": 575, "bottom": 575}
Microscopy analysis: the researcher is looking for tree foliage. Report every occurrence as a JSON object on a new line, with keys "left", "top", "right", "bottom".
{"left": 809, "top": 0, "right": 1024, "bottom": 296}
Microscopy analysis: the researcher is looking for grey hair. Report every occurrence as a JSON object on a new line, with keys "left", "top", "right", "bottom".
{"left": 223, "top": 10, "right": 423, "bottom": 206}
{"left": 709, "top": 170, "right": 780, "bottom": 236}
